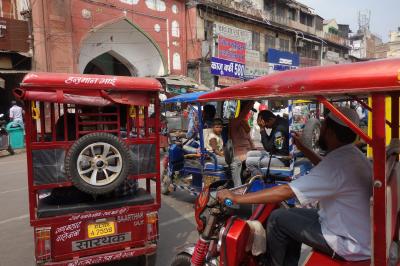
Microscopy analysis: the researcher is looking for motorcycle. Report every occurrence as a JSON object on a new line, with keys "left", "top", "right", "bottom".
{"left": 0, "top": 114, "right": 14, "bottom": 155}
{"left": 171, "top": 178, "right": 279, "bottom": 266}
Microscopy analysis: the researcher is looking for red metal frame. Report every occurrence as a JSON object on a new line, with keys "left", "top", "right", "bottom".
{"left": 20, "top": 73, "right": 162, "bottom": 265}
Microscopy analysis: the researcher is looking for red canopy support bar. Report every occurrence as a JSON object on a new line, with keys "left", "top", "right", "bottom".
{"left": 371, "top": 93, "right": 388, "bottom": 265}
{"left": 316, "top": 95, "right": 372, "bottom": 145}
{"left": 351, "top": 95, "right": 393, "bottom": 128}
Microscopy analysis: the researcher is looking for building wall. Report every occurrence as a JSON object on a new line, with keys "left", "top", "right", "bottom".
{"left": 31, "top": 0, "right": 187, "bottom": 76}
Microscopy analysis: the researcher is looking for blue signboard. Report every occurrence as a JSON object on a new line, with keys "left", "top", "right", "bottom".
{"left": 211, "top": 57, "right": 245, "bottom": 79}
{"left": 267, "top": 48, "right": 300, "bottom": 66}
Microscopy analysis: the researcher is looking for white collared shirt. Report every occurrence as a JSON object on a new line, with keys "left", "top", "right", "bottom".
{"left": 289, "top": 144, "right": 372, "bottom": 261}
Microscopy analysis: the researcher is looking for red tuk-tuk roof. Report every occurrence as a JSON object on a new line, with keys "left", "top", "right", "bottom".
{"left": 199, "top": 59, "right": 400, "bottom": 101}
{"left": 15, "top": 72, "right": 162, "bottom": 106}
{"left": 20, "top": 72, "right": 162, "bottom": 91}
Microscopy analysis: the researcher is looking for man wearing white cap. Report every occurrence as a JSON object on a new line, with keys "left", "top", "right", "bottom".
{"left": 217, "top": 107, "right": 372, "bottom": 265}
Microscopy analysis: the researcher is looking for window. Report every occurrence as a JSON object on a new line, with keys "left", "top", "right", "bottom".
{"left": 263, "top": 0, "right": 274, "bottom": 12}
{"left": 265, "top": 34, "right": 276, "bottom": 50}
{"left": 288, "top": 8, "right": 296, "bottom": 20}
{"left": 300, "top": 11, "right": 313, "bottom": 27}
{"left": 279, "top": 38, "right": 290, "bottom": 52}
{"left": 276, "top": 3, "right": 286, "bottom": 18}
{"left": 252, "top": 31, "right": 260, "bottom": 51}
{"left": 204, "top": 21, "right": 213, "bottom": 41}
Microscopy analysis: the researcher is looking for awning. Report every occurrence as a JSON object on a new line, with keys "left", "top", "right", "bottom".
{"left": 0, "top": 77, "right": 4, "bottom": 89}
{"left": 163, "top": 91, "right": 208, "bottom": 104}
{"left": 157, "top": 75, "right": 210, "bottom": 92}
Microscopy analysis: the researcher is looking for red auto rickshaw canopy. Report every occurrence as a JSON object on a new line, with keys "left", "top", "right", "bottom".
{"left": 15, "top": 72, "right": 162, "bottom": 106}
{"left": 198, "top": 58, "right": 400, "bottom": 102}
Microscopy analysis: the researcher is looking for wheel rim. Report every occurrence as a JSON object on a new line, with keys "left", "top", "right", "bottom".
{"left": 77, "top": 142, "right": 123, "bottom": 186}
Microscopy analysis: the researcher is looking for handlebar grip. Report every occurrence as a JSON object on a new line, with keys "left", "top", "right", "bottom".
{"left": 224, "top": 198, "right": 233, "bottom": 207}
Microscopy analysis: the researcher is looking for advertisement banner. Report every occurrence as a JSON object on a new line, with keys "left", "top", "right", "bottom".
{"left": 245, "top": 49, "right": 260, "bottom": 62}
{"left": 218, "top": 76, "right": 244, "bottom": 87}
{"left": 245, "top": 61, "right": 269, "bottom": 79}
{"left": 218, "top": 36, "right": 246, "bottom": 64}
{"left": 213, "top": 22, "right": 252, "bottom": 50}
{"left": 211, "top": 57, "right": 245, "bottom": 79}
{"left": 267, "top": 48, "right": 300, "bottom": 66}
{"left": 267, "top": 48, "right": 300, "bottom": 73}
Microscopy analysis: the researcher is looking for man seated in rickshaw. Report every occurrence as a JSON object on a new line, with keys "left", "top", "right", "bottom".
{"left": 246, "top": 110, "right": 290, "bottom": 176}
{"left": 217, "top": 107, "right": 372, "bottom": 265}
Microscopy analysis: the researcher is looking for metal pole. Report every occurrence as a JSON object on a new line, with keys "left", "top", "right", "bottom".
{"left": 288, "top": 100, "right": 294, "bottom": 177}
{"left": 371, "top": 93, "right": 387, "bottom": 266}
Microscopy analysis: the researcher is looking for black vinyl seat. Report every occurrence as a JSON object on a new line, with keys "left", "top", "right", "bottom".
{"left": 37, "top": 188, "right": 154, "bottom": 218}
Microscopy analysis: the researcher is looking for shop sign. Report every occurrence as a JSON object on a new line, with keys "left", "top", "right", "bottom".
{"left": 211, "top": 57, "right": 245, "bottom": 79}
{"left": 218, "top": 36, "right": 246, "bottom": 64}
{"left": 218, "top": 76, "right": 244, "bottom": 87}
{"left": 245, "top": 49, "right": 260, "bottom": 62}
{"left": 244, "top": 61, "right": 269, "bottom": 79}
{"left": 267, "top": 48, "right": 299, "bottom": 73}
{"left": 213, "top": 22, "right": 252, "bottom": 50}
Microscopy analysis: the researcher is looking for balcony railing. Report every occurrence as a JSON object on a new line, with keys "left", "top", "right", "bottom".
{"left": 200, "top": 0, "right": 350, "bottom": 47}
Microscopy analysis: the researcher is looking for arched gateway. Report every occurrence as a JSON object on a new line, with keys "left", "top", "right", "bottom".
{"left": 79, "top": 19, "right": 166, "bottom": 77}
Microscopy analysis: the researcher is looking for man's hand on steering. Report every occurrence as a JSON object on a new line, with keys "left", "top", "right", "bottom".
{"left": 217, "top": 189, "right": 236, "bottom": 204}
{"left": 291, "top": 132, "right": 305, "bottom": 150}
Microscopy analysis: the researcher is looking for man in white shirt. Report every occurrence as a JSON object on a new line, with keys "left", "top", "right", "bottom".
{"left": 217, "top": 107, "right": 372, "bottom": 265}
{"left": 9, "top": 100, "right": 24, "bottom": 127}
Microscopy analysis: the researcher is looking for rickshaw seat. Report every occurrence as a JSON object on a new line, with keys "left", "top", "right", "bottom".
{"left": 305, "top": 251, "right": 370, "bottom": 266}
{"left": 37, "top": 188, "right": 153, "bottom": 218}
{"left": 204, "top": 162, "right": 225, "bottom": 171}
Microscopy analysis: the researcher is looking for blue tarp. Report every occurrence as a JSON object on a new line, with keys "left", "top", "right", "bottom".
{"left": 162, "top": 92, "right": 208, "bottom": 104}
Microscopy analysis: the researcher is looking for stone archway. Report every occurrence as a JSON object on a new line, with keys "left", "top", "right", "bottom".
{"left": 83, "top": 51, "right": 138, "bottom": 76}
{"left": 79, "top": 19, "right": 166, "bottom": 76}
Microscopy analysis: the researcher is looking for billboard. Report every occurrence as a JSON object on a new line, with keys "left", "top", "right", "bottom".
{"left": 218, "top": 36, "right": 246, "bottom": 64}
{"left": 267, "top": 48, "right": 300, "bottom": 72}
{"left": 211, "top": 57, "right": 245, "bottom": 79}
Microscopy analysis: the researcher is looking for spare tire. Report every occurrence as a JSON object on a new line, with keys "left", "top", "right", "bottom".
{"left": 301, "top": 118, "right": 321, "bottom": 152}
{"left": 65, "top": 133, "right": 133, "bottom": 195}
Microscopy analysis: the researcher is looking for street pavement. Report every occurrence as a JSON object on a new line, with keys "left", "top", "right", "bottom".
{"left": 0, "top": 151, "right": 310, "bottom": 266}
{"left": 0, "top": 151, "right": 199, "bottom": 266}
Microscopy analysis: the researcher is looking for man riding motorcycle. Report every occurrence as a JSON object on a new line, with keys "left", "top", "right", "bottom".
{"left": 217, "top": 107, "right": 372, "bottom": 265}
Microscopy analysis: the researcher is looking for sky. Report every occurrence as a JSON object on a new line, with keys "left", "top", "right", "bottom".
{"left": 297, "top": 0, "right": 400, "bottom": 42}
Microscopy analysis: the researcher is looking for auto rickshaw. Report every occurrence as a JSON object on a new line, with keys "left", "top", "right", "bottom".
{"left": 171, "top": 58, "right": 400, "bottom": 266}
{"left": 161, "top": 92, "right": 314, "bottom": 199}
{"left": 14, "top": 72, "right": 161, "bottom": 265}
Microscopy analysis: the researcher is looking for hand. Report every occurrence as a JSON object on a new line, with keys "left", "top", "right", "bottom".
{"left": 217, "top": 189, "right": 236, "bottom": 204}
{"left": 291, "top": 132, "right": 305, "bottom": 150}
{"left": 257, "top": 117, "right": 266, "bottom": 129}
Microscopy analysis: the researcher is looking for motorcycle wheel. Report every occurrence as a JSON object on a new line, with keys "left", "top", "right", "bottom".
{"left": 7, "top": 146, "right": 14, "bottom": 155}
{"left": 161, "top": 168, "right": 171, "bottom": 195}
{"left": 65, "top": 133, "right": 133, "bottom": 195}
{"left": 171, "top": 253, "right": 192, "bottom": 266}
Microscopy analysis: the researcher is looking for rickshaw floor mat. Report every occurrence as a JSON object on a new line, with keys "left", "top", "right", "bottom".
{"left": 37, "top": 188, "right": 154, "bottom": 218}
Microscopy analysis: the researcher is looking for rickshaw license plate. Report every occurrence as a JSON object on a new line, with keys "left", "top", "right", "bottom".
{"left": 87, "top": 221, "right": 115, "bottom": 238}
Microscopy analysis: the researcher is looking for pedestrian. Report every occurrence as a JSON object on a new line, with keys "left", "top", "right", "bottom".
{"left": 9, "top": 100, "right": 24, "bottom": 128}
{"left": 217, "top": 107, "right": 372, "bottom": 265}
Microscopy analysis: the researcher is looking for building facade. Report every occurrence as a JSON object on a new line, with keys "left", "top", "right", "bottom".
{"left": 0, "top": 0, "right": 31, "bottom": 116}
{"left": 31, "top": 0, "right": 187, "bottom": 77}
{"left": 350, "top": 29, "right": 382, "bottom": 60}
{"left": 186, "top": 0, "right": 351, "bottom": 89}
